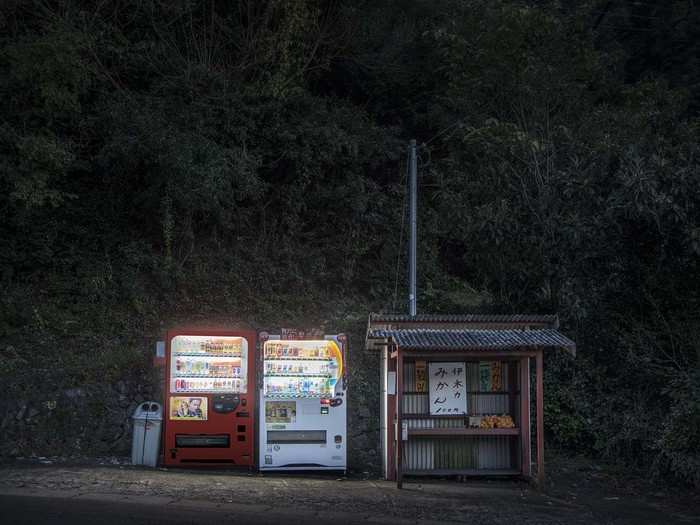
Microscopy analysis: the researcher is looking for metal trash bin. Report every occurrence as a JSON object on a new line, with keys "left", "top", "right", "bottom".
{"left": 131, "top": 401, "right": 162, "bottom": 467}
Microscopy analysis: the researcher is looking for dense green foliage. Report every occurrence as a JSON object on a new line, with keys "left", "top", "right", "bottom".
{"left": 1, "top": 1, "right": 699, "bottom": 485}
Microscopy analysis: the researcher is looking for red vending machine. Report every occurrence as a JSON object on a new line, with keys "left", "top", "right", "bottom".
{"left": 163, "top": 329, "right": 256, "bottom": 467}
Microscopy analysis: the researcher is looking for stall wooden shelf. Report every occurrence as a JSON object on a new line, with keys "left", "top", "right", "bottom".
{"left": 408, "top": 428, "right": 520, "bottom": 437}
{"left": 403, "top": 469, "right": 521, "bottom": 476}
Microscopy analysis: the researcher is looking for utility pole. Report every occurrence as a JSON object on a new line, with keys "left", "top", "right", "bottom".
{"left": 408, "top": 139, "right": 417, "bottom": 317}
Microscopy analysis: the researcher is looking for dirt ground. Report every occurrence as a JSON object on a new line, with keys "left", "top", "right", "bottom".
{"left": 0, "top": 452, "right": 698, "bottom": 525}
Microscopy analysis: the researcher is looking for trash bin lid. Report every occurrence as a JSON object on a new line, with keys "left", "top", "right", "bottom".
{"left": 132, "top": 401, "right": 163, "bottom": 420}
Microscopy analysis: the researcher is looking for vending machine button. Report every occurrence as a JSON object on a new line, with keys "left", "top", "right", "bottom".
{"left": 334, "top": 435, "right": 342, "bottom": 443}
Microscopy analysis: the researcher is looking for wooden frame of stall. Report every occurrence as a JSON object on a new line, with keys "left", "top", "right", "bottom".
{"left": 366, "top": 314, "right": 574, "bottom": 489}
{"left": 387, "top": 345, "right": 543, "bottom": 488}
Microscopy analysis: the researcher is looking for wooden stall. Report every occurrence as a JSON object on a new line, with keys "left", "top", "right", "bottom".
{"left": 365, "top": 314, "right": 575, "bottom": 488}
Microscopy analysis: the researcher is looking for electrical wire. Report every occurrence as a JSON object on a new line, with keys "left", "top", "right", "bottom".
{"left": 422, "top": 120, "right": 464, "bottom": 148}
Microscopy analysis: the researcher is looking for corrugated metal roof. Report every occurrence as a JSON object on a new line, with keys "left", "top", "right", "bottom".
{"left": 368, "top": 328, "right": 575, "bottom": 353}
{"left": 368, "top": 313, "right": 558, "bottom": 325}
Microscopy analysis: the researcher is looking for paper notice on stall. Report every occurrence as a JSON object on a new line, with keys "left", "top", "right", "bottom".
{"left": 415, "top": 360, "right": 427, "bottom": 393}
{"left": 479, "top": 361, "right": 492, "bottom": 391}
{"left": 491, "top": 361, "right": 503, "bottom": 391}
{"left": 387, "top": 371, "right": 396, "bottom": 395}
{"left": 479, "top": 361, "right": 503, "bottom": 392}
{"left": 429, "top": 362, "right": 467, "bottom": 415}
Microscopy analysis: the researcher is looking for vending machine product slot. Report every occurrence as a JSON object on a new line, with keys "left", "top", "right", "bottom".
{"left": 267, "top": 430, "right": 327, "bottom": 444}
{"left": 175, "top": 434, "right": 230, "bottom": 448}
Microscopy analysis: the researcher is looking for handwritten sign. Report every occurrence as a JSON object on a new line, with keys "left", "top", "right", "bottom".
{"left": 429, "top": 362, "right": 467, "bottom": 415}
{"left": 479, "top": 361, "right": 503, "bottom": 392}
{"left": 492, "top": 361, "right": 503, "bottom": 391}
{"left": 415, "top": 360, "right": 427, "bottom": 393}
{"left": 479, "top": 362, "right": 491, "bottom": 391}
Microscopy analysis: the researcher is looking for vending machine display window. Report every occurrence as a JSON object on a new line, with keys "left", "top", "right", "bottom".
{"left": 170, "top": 335, "right": 248, "bottom": 394}
{"left": 263, "top": 339, "right": 342, "bottom": 399}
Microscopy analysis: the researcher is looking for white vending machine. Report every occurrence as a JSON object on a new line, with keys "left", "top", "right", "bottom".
{"left": 258, "top": 332, "right": 347, "bottom": 472}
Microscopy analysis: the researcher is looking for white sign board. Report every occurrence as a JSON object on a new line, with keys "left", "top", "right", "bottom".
{"left": 387, "top": 371, "right": 396, "bottom": 395}
{"left": 429, "top": 362, "right": 468, "bottom": 415}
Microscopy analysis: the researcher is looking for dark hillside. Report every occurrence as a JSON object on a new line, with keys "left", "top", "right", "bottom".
{"left": 1, "top": 1, "right": 698, "bottom": 486}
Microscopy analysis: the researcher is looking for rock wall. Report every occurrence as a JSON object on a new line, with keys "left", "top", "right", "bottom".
{"left": 1, "top": 334, "right": 381, "bottom": 474}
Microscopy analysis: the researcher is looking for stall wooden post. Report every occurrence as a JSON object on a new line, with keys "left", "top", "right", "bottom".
{"left": 520, "top": 356, "right": 531, "bottom": 478}
{"left": 508, "top": 361, "right": 518, "bottom": 469}
{"left": 536, "top": 349, "right": 545, "bottom": 486}
{"left": 396, "top": 346, "right": 404, "bottom": 489}
{"left": 387, "top": 346, "right": 397, "bottom": 481}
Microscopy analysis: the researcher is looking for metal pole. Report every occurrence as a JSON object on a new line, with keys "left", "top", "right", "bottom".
{"left": 408, "top": 139, "right": 417, "bottom": 317}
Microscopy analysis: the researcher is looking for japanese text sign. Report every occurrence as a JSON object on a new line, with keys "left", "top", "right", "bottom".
{"left": 429, "top": 362, "right": 468, "bottom": 415}
{"left": 415, "top": 360, "right": 427, "bottom": 393}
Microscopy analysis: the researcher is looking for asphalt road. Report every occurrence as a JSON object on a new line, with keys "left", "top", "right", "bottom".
{"left": 0, "top": 492, "right": 408, "bottom": 525}
{"left": 1, "top": 463, "right": 698, "bottom": 525}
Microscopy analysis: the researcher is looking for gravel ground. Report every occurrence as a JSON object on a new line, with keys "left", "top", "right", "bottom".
{"left": 0, "top": 456, "right": 697, "bottom": 525}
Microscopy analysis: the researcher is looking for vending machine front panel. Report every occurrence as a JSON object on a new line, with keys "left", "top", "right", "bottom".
{"left": 163, "top": 330, "right": 256, "bottom": 467}
{"left": 258, "top": 334, "right": 347, "bottom": 471}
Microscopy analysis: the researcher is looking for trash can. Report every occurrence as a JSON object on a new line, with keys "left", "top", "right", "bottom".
{"left": 131, "top": 401, "right": 162, "bottom": 467}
